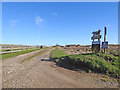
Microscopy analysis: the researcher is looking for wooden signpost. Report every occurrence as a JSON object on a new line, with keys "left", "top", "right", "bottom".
{"left": 91, "top": 27, "right": 108, "bottom": 53}
{"left": 91, "top": 30, "right": 101, "bottom": 53}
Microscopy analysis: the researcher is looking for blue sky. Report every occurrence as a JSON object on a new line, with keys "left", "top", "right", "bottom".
{"left": 2, "top": 2, "right": 118, "bottom": 46}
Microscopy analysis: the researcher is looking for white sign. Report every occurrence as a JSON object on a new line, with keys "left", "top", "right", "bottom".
{"left": 92, "top": 41, "right": 100, "bottom": 44}
{"left": 91, "top": 35, "right": 101, "bottom": 40}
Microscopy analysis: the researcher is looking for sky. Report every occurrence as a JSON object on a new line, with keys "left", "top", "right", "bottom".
{"left": 2, "top": 2, "right": 118, "bottom": 46}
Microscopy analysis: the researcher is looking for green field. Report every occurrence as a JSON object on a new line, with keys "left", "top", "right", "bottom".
{"left": 1, "top": 48, "right": 42, "bottom": 60}
{"left": 50, "top": 48, "right": 120, "bottom": 78}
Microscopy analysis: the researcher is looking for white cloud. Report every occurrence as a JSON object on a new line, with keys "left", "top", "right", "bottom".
{"left": 35, "top": 16, "right": 44, "bottom": 25}
{"left": 52, "top": 12, "right": 58, "bottom": 16}
{"left": 10, "top": 20, "right": 17, "bottom": 27}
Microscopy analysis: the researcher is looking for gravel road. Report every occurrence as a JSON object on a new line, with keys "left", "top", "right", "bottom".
{"left": 2, "top": 48, "right": 119, "bottom": 88}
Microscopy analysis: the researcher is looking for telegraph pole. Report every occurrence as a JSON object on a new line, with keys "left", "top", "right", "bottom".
{"left": 104, "top": 27, "right": 106, "bottom": 54}
{"left": 98, "top": 29, "right": 101, "bottom": 41}
{"left": 102, "top": 27, "right": 108, "bottom": 53}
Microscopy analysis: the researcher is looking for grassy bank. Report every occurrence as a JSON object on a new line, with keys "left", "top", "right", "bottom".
{"left": 1, "top": 48, "right": 43, "bottom": 60}
{"left": 50, "top": 48, "right": 120, "bottom": 78}
{"left": 50, "top": 48, "right": 67, "bottom": 59}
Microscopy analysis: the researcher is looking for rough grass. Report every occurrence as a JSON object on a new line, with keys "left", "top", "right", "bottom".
{"left": 50, "top": 48, "right": 120, "bottom": 78}
{"left": 1, "top": 48, "right": 42, "bottom": 60}
{"left": 100, "top": 78, "right": 108, "bottom": 82}
{"left": 1, "top": 48, "right": 33, "bottom": 52}
{"left": 21, "top": 49, "right": 48, "bottom": 62}
{"left": 50, "top": 47, "right": 67, "bottom": 59}
{"left": 1, "top": 50, "right": 11, "bottom": 52}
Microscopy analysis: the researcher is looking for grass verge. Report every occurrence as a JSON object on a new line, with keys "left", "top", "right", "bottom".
{"left": 1, "top": 48, "right": 43, "bottom": 60}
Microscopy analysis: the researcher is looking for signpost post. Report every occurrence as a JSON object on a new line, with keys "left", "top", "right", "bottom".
{"left": 102, "top": 27, "right": 108, "bottom": 54}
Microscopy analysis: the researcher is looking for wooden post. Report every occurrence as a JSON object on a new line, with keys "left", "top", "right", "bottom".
{"left": 98, "top": 29, "right": 101, "bottom": 41}
{"left": 104, "top": 27, "right": 107, "bottom": 54}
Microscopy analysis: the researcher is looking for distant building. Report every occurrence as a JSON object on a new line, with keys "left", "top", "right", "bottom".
{"left": 66, "top": 44, "right": 76, "bottom": 47}
{"left": 61, "top": 46, "right": 64, "bottom": 47}
{"left": 76, "top": 44, "right": 80, "bottom": 47}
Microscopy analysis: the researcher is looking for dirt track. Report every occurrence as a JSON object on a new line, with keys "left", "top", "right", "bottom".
{"left": 2, "top": 48, "right": 119, "bottom": 88}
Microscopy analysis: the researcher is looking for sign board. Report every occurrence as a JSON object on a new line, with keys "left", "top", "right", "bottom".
{"left": 91, "top": 30, "right": 101, "bottom": 53}
{"left": 92, "top": 30, "right": 100, "bottom": 35}
{"left": 92, "top": 44, "right": 100, "bottom": 53}
{"left": 92, "top": 41, "right": 100, "bottom": 52}
{"left": 92, "top": 31, "right": 99, "bottom": 34}
{"left": 92, "top": 41, "right": 100, "bottom": 44}
{"left": 91, "top": 30, "right": 101, "bottom": 41}
{"left": 102, "top": 41, "right": 108, "bottom": 49}
{"left": 92, "top": 35, "right": 101, "bottom": 40}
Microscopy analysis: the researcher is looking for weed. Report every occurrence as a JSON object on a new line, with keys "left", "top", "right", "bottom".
{"left": 100, "top": 78, "right": 108, "bottom": 82}
{"left": 87, "top": 70, "right": 92, "bottom": 73}
{"left": 102, "top": 75, "right": 109, "bottom": 78}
